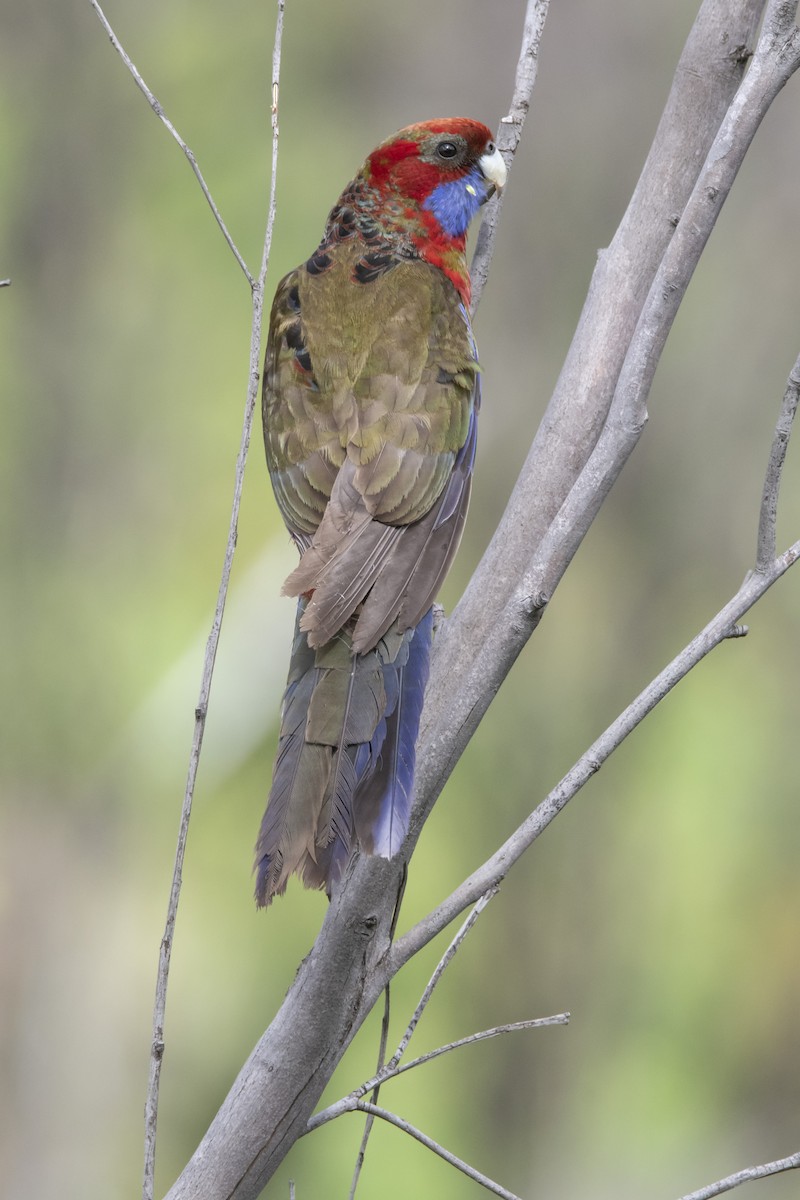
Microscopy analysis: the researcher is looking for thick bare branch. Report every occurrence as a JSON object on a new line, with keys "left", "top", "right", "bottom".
{"left": 412, "top": 0, "right": 798, "bottom": 837}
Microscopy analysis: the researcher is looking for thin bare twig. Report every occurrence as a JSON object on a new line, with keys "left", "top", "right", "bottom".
{"left": 756, "top": 352, "right": 800, "bottom": 570}
{"left": 348, "top": 870, "right": 407, "bottom": 1198}
{"left": 308, "top": 1011, "right": 570, "bottom": 1133}
{"left": 676, "top": 1150, "right": 800, "bottom": 1200}
{"left": 388, "top": 888, "right": 498, "bottom": 1073}
{"left": 470, "top": 0, "right": 550, "bottom": 315}
{"left": 355, "top": 1102, "right": 524, "bottom": 1200}
{"left": 380, "top": 1013, "right": 570, "bottom": 1083}
{"left": 347, "top": 997, "right": 390, "bottom": 1200}
{"left": 88, "top": 0, "right": 254, "bottom": 286}
{"left": 137, "top": 5, "right": 286, "bottom": 1198}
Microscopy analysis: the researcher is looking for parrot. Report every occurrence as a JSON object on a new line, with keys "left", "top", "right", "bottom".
{"left": 254, "top": 118, "right": 507, "bottom": 906}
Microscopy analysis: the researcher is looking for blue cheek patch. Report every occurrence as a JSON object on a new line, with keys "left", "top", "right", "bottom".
{"left": 423, "top": 169, "right": 488, "bottom": 237}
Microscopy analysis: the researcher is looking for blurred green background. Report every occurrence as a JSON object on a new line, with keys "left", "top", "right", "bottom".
{"left": 2, "top": 1, "right": 799, "bottom": 1197}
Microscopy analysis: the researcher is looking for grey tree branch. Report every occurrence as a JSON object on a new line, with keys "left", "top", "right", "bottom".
{"left": 354, "top": 1102, "right": 524, "bottom": 1200}
{"left": 391, "top": 328, "right": 800, "bottom": 967}
{"left": 160, "top": 3, "right": 800, "bottom": 1198}
{"left": 756, "top": 351, "right": 800, "bottom": 569}
{"left": 676, "top": 1150, "right": 800, "bottom": 1199}
{"left": 470, "top": 0, "right": 550, "bottom": 314}
{"left": 92, "top": 3, "right": 286, "bottom": 1197}
{"left": 89, "top": 0, "right": 254, "bottom": 287}
{"left": 389, "top": 534, "right": 800, "bottom": 972}
{"left": 348, "top": 886, "right": 495, "bottom": 1195}
{"left": 309, "top": 1012, "right": 570, "bottom": 1133}
{"left": 411, "top": 0, "right": 800, "bottom": 839}
{"left": 388, "top": 887, "right": 497, "bottom": 1072}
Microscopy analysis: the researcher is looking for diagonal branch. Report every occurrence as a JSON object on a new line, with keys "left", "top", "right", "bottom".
{"left": 308, "top": 1012, "right": 570, "bottom": 1133}
{"left": 89, "top": 0, "right": 255, "bottom": 287}
{"left": 411, "top": 0, "right": 800, "bottom": 842}
{"left": 389, "top": 536, "right": 800, "bottom": 973}
{"left": 354, "top": 1102, "right": 524, "bottom": 1200}
{"left": 389, "top": 334, "right": 800, "bottom": 967}
{"left": 676, "top": 1150, "right": 800, "bottom": 1200}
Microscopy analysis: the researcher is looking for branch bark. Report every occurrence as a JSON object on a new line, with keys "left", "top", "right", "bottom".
{"left": 160, "top": 3, "right": 800, "bottom": 1198}
{"left": 676, "top": 1150, "right": 800, "bottom": 1199}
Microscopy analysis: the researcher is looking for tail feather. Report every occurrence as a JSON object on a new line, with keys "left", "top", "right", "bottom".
{"left": 355, "top": 608, "right": 433, "bottom": 856}
{"left": 254, "top": 602, "right": 434, "bottom": 906}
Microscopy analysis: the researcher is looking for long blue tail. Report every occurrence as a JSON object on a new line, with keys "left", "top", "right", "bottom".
{"left": 254, "top": 604, "right": 433, "bottom": 906}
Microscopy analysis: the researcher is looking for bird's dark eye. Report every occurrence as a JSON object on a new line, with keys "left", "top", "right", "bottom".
{"left": 436, "top": 141, "right": 459, "bottom": 159}
{"left": 486, "top": 141, "right": 496, "bottom": 154}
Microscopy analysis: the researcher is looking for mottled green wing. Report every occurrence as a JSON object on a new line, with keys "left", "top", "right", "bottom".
{"left": 263, "top": 242, "right": 479, "bottom": 652}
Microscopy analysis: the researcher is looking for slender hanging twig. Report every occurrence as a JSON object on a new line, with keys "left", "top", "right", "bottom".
{"left": 86, "top": 4, "right": 287, "bottom": 1198}
{"left": 88, "top": 0, "right": 254, "bottom": 287}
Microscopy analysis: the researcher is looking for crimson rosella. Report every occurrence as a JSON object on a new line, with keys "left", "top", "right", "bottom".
{"left": 255, "top": 118, "right": 506, "bottom": 905}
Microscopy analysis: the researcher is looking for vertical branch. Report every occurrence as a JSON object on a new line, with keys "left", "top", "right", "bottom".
{"left": 470, "top": 0, "right": 550, "bottom": 315}
{"left": 138, "top": 4, "right": 286, "bottom": 1199}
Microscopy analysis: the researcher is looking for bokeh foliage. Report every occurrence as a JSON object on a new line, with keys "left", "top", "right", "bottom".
{"left": 1, "top": 1, "right": 799, "bottom": 1197}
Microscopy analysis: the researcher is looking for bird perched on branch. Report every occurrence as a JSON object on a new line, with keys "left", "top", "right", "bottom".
{"left": 255, "top": 118, "right": 506, "bottom": 906}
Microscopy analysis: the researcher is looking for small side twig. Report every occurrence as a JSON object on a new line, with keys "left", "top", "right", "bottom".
{"left": 470, "top": 0, "right": 550, "bottom": 315}
{"left": 309, "top": 1010, "right": 569, "bottom": 1134}
{"left": 756, "top": 351, "right": 800, "bottom": 571}
{"left": 355, "top": 1101, "right": 524, "bottom": 1200}
{"left": 388, "top": 887, "right": 498, "bottom": 1072}
{"left": 89, "top": 0, "right": 254, "bottom": 287}
{"left": 676, "top": 1149, "right": 800, "bottom": 1200}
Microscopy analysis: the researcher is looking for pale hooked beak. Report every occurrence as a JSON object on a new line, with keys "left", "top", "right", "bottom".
{"left": 478, "top": 143, "right": 508, "bottom": 195}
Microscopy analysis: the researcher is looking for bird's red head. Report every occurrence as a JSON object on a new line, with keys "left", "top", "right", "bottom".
{"left": 359, "top": 118, "right": 506, "bottom": 303}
